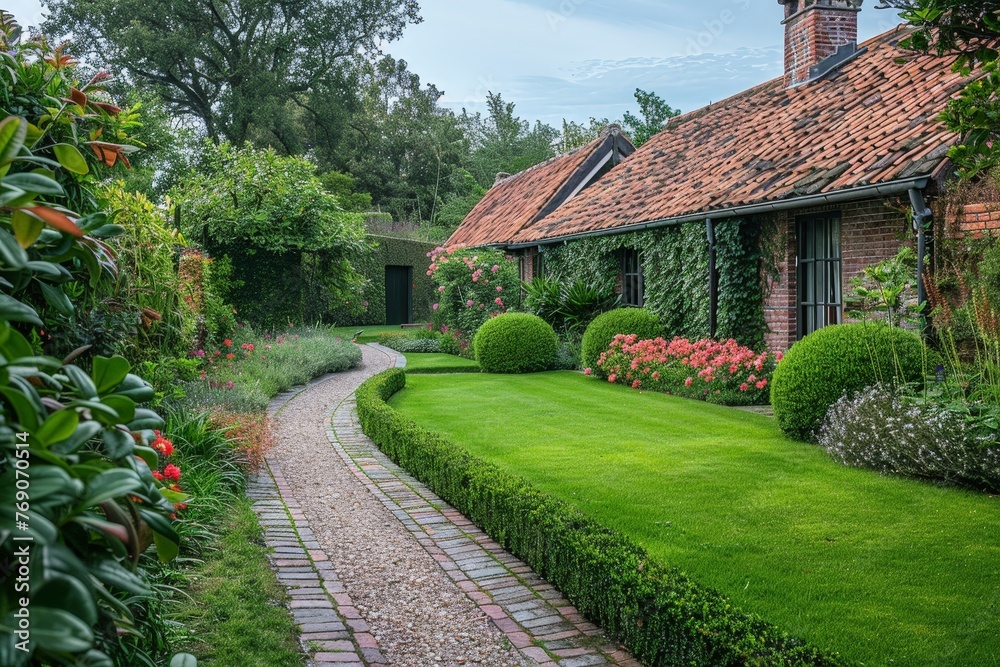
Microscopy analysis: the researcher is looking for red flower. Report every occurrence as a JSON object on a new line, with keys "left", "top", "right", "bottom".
{"left": 163, "top": 464, "right": 181, "bottom": 482}
{"left": 152, "top": 434, "right": 174, "bottom": 457}
{"left": 226, "top": 353, "right": 235, "bottom": 360}
{"left": 224, "top": 339, "right": 232, "bottom": 347}
{"left": 152, "top": 470, "right": 164, "bottom": 481}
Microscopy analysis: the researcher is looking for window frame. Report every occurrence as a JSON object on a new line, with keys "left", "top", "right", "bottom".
{"left": 796, "top": 212, "right": 843, "bottom": 339}
{"left": 621, "top": 247, "right": 644, "bottom": 308}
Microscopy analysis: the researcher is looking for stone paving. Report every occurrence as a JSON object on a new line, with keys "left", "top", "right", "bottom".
{"left": 250, "top": 344, "right": 640, "bottom": 667}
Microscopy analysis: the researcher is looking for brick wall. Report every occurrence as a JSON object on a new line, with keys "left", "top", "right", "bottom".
{"left": 782, "top": 1, "right": 860, "bottom": 87}
{"left": 763, "top": 198, "right": 912, "bottom": 352}
{"left": 951, "top": 203, "right": 1000, "bottom": 238}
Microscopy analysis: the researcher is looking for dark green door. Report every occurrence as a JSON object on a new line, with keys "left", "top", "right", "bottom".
{"left": 385, "top": 265, "right": 413, "bottom": 325}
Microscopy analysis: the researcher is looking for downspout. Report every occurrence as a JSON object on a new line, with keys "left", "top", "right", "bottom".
{"left": 908, "top": 187, "right": 934, "bottom": 335}
{"left": 706, "top": 218, "right": 718, "bottom": 338}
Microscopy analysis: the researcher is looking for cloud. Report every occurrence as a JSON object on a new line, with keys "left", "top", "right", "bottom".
{"left": 438, "top": 47, "right": 784, "bottom": 126}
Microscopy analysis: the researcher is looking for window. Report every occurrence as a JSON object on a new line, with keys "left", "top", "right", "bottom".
{"left": 622, "top": 248, "right": 644, "bottom": 307}
{"left": 797, "top": 213, "right": 842, "bottom": 338}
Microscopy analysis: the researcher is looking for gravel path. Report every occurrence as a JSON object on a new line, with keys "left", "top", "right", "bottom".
{"left": 269, "top": 345, "right": 531, "bottom": 667}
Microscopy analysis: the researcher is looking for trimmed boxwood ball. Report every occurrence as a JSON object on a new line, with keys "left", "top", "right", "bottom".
{"left": 474, "top": 313, "right": 558, "bottom": 374}
{"left": 771, "top": 322, "right": 929, "bottom": 441}
{"left": 581, "top": 308, "right": 665, "bottom": 376}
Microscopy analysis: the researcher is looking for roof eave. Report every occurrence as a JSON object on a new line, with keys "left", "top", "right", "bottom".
{"left": 506, "top": 176, "right": 931, "bottom": 250}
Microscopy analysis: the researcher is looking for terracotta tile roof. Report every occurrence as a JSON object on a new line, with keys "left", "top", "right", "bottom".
{"left": 512, "top": 27, "right": 973, "bottom": 246}
{"left": 447, "top": 129, "right": 634, "bottom": 247}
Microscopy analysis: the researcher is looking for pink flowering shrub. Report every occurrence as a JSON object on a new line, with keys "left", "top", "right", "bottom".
{"left": 427, "top": 245, "right": 520, "bottom": 337}
{"left": 594, "top": 335, "right": 782, "bottom": 406}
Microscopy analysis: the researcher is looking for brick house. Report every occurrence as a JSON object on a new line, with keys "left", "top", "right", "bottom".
{"left": 447, "top": 0, "right": 975, "bottom": 351}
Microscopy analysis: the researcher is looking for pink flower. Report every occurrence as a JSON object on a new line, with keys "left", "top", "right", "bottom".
{"left": 494, "top": 297, "right": 503, "bottom": 306}
{"left": 684, "top": 377, "right": 694, "bottom": 387}
{"left": 584, "top": 368, "right": 593, "bottom": 376}
{"left": 632, "top": 380, "right": 641, "bottom": 389}
{"left": 225, "top": 381, "right": 234, "bottom": 390}
{"left": 467, "top": 299, "right": 475, "bottom": 307}
{"left": 740, "top": 383, "right": 749, "bottom": 392}
{"left": 496, "top": 285, "right": 503, "bottom": 292}
{"left": 756, "top": 379, "right": 768, "bottom": 390}
{"left": 492, "top": 264, "right": 499, "bottom": 273}
{"left": 439, "top": 286, "right": 446, "bottom": 292}
{"left": 608, "top": 374, "right": 617, "bottom": 383}
{"left": 432, "top": 303, "right": 439, "bottom": 311}
{"left": 776, "top": 351, "right": 784, "bottom": 361}
{"left": 651, "top": 371, "right": 660, "bottom": 380}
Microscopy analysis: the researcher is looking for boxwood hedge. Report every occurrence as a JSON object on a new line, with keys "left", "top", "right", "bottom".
{"left": 356, "top": 369, "right": 848, "bottom": 667}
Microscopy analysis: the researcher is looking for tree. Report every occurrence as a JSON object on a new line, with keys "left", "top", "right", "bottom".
{"left": 42, "top": 0, "right": 421, "bottom": 145}
{"left": 461, "top": 92, "right": 559, "bottom": 190}
{"left": 622, "top": 88, "right": 680, "bottom": 147}
{"left": 557, "top": 117, "right": 612, "bottom": 153}
{"left": 173, "top": 142, "right": 367, "bottom": 326}
{"left": 879, "top": 1, "right": 1000, "bottom": 177}
{"left": 336, "top": 56, "right": 469, "bottom": 225}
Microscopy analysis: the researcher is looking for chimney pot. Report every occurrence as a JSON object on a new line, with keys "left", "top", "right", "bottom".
{"left": 779, "top": 0, "right": 862, "bottom": 87}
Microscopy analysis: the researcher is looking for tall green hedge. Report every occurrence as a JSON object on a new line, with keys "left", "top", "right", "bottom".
{"left": 356, "top": 369, "right": 849, "bottom": 667}
{"left": 331, "top": 234, "right": 437, "bottom": 326}
{"left": 541, "top": 219, "right": 767, "bottom": 349}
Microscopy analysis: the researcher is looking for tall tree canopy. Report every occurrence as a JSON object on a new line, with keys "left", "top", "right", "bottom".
{"left": 879, "top": 0, "right": 1000, "bottom": 176}
{"left": 622, "top": 88, "right": 680, "bottom": 147}
{"left": 461, "top": 92, "right": 559, "bottom": 190}
{"left": 42, "top": 0, "right": 421, "bottom": 145}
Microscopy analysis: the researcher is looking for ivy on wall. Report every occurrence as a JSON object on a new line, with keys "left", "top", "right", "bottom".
{"left": 541, "top": 219, "right": 767, "bottom": 349}
{"left": 331, "top": 235, "right": 438, "bottom": 326}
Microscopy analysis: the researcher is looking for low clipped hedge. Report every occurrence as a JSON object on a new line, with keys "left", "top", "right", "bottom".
{"left": 771, "top": 323, "right": 930, "bottom": 441}
{"left": 357, "top": 369, "right": 848, "bottom": 667}
{"left": 582, "top": 308, "right": 665, "bottom": 375}
{"left": 474, "top": 313, "right": 558, "bottom": 374}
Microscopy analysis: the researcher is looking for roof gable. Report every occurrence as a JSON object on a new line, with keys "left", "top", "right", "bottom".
{"left": 447, "top": 128, "right": 635, "bottom": 247}
{"left": 512, "top": 27, "right": 973, "bottom": 246}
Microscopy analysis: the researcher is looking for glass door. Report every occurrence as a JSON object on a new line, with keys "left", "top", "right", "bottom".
{"left": 797, "top": 213, "right": 842, "bottom": 338}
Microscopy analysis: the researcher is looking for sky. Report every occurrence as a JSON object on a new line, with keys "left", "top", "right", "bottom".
{"left": 4, "top": 0, "right": 904, "bottom": 126}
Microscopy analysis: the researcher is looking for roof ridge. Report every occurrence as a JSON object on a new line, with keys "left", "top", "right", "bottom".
{"left": 492, "top": 127, "right": 617, "bottom": 187}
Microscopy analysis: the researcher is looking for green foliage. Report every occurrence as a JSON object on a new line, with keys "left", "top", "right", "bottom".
{"left": 460, "top": 92, "right": 559, "bottom": 190}
{"left": 882, "top": 0, "right": 1000, "bottom": 177}
{"left": 543, "top": 220, "right": 766, "bottom": 349}
{"left": 167, "top": 328, "right": 362, "bottom": 414}
{"left": 42, "top": 0, "right": 420, "bottom": 147}
{"left": 771, "top": 323, "right": 931, "bottom": 441}
{"left": 333, "top": 235, "right": 437, "bottom": 327}
{"left": 101, "top": 184, "right": 196, "bottom": 361}
{"left": 523, "top": 277, "right": 620, "bottom": 340}
{"left": 473, "top": 313, "right": 557, "bottom": 374}
{"left": 0, "top": 325, "right": 184, "bottom": 665}
{"left": 356, "top": 370, "right": 847, "bottom": 667}
{"left": 581, "top": 308, "right": 664, "bottom": 374}
{"left": 846, "top": 246, "right": 920, "bottom": 326}
{"left": 174, "top": 142, "right": 367, "bottom": 328}
{"left": 318, "top": 171, "right": 373, "bottom": 213}
{"left": 622, "top": 88, "right": 680, "bottom": 147}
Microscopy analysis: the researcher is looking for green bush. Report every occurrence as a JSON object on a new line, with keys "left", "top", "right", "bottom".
{"left": 355, "top": 370, "right": 847, "bottom": 667}
{"left": 581, "top": 308, "right": 665, "bottom": 375}
{"left": 771, "top": 323, "right": 930, "bottom": 441}
{"left": 474, "top": 313, "right": 558, "bottom": 374}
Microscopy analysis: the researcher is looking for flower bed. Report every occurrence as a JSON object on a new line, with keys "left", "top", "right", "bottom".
{"left": 592, "top": 335, "right": 780, "bottom": 406}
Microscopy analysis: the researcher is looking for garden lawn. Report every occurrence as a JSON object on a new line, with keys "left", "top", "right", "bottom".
{"left": 403, "top": 353, "right": 480, "bottom": 373}
{"left": 390, "top": 371, "right": 1000, "bottom": 666}
{"left": 328, "top": 324, "right": 423, "bottom": 343}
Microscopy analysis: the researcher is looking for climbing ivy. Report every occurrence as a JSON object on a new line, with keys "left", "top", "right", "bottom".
{"left": 541, "top": 219, "right": 766, "bottom": 349}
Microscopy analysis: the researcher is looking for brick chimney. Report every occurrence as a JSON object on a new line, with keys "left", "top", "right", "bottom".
{"left": 779, "top": 0, "right": 862, "bottom": 87}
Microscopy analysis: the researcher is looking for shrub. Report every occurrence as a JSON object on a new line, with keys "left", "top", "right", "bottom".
{"left": 819, "top": 385, "right": 1000, "bottom": 492}
{"left": 355, "top": 370, "right": 847, "bottom": 667}
{"left": 474, "top": 313, "right": 558, "bottom": 374}
{"left": 553, "top": 341, "right": 581, "bottom": 370}
{"left": 771, "top": 323, "right": 930, "bottom": 441}
{"left": 427, "top": 245, "right": 520, "bottom": 337}
{"left": 596, "top": 336, "right": 779, "bottom": 406}
{"left": 384, "top": 336, "right": 442, "bottom": 353}
{"left": 581, "top": 308, "right": 665, "bottom": 375}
